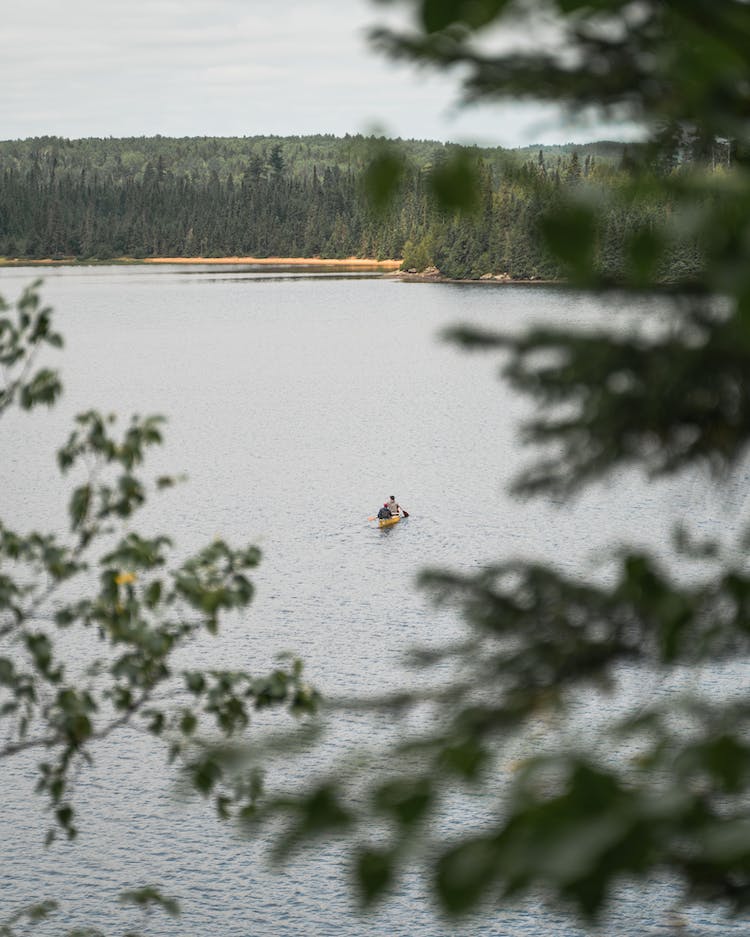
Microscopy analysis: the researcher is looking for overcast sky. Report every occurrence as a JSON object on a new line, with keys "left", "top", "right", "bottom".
{"left": 1, "top": 0, "right": 634, "bottom": 148}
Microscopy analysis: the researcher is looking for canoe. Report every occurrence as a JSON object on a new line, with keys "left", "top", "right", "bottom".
{"left": 378, "top": 514, "right": 401, "bottom": 528}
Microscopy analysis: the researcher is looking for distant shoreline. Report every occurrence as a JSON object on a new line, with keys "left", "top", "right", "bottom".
{"left": 0, "top": 256, "right": 402, "bottom": 268}
{"left": 0, "top": 256, "right": 559, "bottom": 285}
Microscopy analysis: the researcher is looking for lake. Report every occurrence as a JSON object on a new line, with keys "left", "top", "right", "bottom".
{"left": 0, "top": 264, "right": 747, "bottom": 936}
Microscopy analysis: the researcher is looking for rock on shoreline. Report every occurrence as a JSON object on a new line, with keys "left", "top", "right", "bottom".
{"left": 395, "top": 265, "right": 553, "bottom": 284}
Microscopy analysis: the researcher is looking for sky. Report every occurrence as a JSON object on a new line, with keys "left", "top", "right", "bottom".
{"left": 1, "top": 0, "right": 637, "bottom": 148}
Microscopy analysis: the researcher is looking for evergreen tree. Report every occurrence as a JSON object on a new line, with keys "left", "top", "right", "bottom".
{"left": 0, "top": 135, "right": 646, "bottom": 270}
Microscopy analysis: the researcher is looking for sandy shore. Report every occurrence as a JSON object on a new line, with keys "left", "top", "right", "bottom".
{"left": 145, "top": 256, "right": 402, "bottom": 267}
{"left": 0, "top": 256, "right": 557, "bottom": 284}
{"left": 0, "top": 256, "right": 402, "bottom": 268}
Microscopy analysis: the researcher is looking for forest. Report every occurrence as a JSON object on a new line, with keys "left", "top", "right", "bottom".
{"left": 0, "top": 133, "right": 719, "bottom": 280}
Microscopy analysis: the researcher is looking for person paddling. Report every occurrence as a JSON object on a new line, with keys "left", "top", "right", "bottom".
{"left": 388, "top": 495, "right": 409, "bottom": 518}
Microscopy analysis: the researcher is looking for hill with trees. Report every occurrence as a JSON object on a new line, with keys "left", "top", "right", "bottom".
{"left": 0, "top": 133, "right": 724, "bottom": 281}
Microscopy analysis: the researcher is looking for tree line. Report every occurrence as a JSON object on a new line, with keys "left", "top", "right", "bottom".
{"left": 0, "top": 134, "right": 720, "bottom": 280}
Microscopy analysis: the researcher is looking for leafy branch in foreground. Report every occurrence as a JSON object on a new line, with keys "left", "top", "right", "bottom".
{"left": 371, "top": 0, "right": 750, "bottom": 144}
{"left": 0, "top": 901, "right": 57, "bottom": 937}
{"left": 0, "top": 278, "right": 62, "bottom": 415}
{"left": 0, "top": 887, "right": 180, "bottom": 937}
{"left": 445, "top": 293, "right": 750, "bottom": 497}
{"left": 249, "top": 539, "right": 750, "bottom": 917}
{"left": 0, "top": 285, "right": 318, "bottom": 916}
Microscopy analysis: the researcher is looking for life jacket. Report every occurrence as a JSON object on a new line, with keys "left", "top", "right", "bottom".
{"left": 377, "top": 506, "right": 391, "bottom": 519}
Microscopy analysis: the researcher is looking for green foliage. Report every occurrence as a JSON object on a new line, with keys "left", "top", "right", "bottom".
{"left": 0, "top": 280, "right": 62, "bottom": 414}
{"left": 0, "top": 133, "right": 660, "bottom": 278}
{"left": 363, "top": 143, "right": 406, "bottom": 211}
{"left": 0, "top": 901, "right": 57, "bottom": 937}
{"left": 356, "top": 846, "right": 395, "bottom": 905}
{"left": 0, "top": 890, "right": 181, "bottom": 937}
{"left": 447, "top": 299, "right": 750, "bottom": 496}
{"left": 428, "top": 149, "right": 481, "bottom": 212}
{"left": 419, "top": 0, "right": 511, "bottom": 32}
{"left": 118, "top": 887, "right": 180, "bottom": 917}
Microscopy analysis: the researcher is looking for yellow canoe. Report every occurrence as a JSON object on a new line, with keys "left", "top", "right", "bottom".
{"left": 378, "top": 514, "right": 401, "bottom": 528}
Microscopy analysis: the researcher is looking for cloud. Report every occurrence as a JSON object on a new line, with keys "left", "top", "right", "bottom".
{"left": 0, "top": 0, "right": 639, "bottom": 145}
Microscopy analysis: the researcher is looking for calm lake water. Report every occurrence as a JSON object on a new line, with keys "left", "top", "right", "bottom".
{"left": 1, "top": 265, "right": 748, "bottom": 936}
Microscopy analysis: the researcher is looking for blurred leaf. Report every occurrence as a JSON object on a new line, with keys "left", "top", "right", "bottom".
{"left": 373, "top": 776, "right": 432, "bottom": 827}
{"left": 119, "top": 888, "right": 180, "bottom": 917}
{"left": 364, "top": 148, "right": 406, "bottom": 211}
{"left": 625, "top": 227, "right": 664, "bottom": 285}
{"left": 436, "top": 837, "right": 500, "bottom": 913}
{"left": 356, "top": 847, "right": 394, "bottom": 905}
{"left": 540, "top": 204, "right": 597, "bottom": 282}
{"left": 191, "top": 755, "right": 223, "bottom": 794}
{"left": 430, "top": 151, "right": 480, "bottom": 212}
{"left": 438, "top": 738, "right": 487, "bottom": 779}
{"left": 421, "top": 0, "right": 510, "bottom": 32}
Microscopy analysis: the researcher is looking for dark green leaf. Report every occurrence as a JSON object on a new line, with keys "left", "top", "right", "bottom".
{"left": 355, "top": 847, "right": 394, "bottom": 905}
